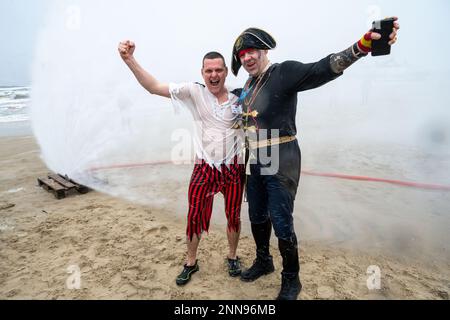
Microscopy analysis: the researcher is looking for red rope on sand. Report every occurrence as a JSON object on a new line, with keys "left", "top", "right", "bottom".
{"left": 89, "top": 160, "right": 173, "bottom": 171}
{"left": 88, "top": 161, "right": 450, "bottom": 191}
{"left": 301, "top": 170, "right": 450, "bottom": 191}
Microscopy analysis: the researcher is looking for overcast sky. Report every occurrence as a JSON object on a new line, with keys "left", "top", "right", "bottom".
{"left": 0, "top": 0, "right": 48, "bottom": 86}
{"left": 1, "top": 0, "right": 450, "bottom": 86}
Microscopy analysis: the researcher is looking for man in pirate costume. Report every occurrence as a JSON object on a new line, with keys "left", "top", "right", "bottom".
{"left": 118, "top": 41, "right": 245, "bottom": 286}
{"left": 232, "top": 20, "right": 400, "bottom": 300}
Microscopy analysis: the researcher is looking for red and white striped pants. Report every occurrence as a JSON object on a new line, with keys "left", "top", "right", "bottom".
{"left": 186, "top": 158, "right": 244, "bottom": 240}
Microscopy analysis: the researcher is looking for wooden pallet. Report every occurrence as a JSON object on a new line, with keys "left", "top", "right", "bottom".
{"left": 37, "top": 173, "right": 90, "bottom": 199}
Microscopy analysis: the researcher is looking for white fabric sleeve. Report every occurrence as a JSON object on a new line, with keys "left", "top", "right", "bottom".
{"left": 168, "top": 82, "right": 195, "bottom": 114}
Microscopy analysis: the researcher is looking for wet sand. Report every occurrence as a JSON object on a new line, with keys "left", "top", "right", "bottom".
{"left": 0, "top": 136, "right": 449, "bottom": 300}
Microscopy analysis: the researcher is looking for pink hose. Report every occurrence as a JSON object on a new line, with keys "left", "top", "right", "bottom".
{"left": 301, "top": 170, "right": 450, "bottom": 191}
{"left": 89, "top": 161, "right": 450, "bottom": 191}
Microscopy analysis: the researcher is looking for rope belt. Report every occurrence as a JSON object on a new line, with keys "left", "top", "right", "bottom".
{"left": 248, "top": 135, "right": 296, "bottom": 149}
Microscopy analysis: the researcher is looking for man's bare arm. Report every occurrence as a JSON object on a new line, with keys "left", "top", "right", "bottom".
{"left": 118, "top": 40, "right": 170, "bottom": 98}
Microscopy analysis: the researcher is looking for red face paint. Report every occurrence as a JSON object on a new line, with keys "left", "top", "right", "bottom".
{"left": 238, "top": 48, "right": 254, "bottom": 58}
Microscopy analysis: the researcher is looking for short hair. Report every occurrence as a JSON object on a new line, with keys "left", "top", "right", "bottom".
{"left": 202, "top": 51, "right": 227, "bottom": 68}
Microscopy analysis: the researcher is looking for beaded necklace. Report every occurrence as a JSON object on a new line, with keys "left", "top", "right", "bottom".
{"left": 240, "top": 65, "right": 273, "bottom": 131}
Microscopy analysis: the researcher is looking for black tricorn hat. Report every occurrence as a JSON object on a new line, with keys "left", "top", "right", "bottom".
{"left": 232, "top": 27, "right": 277, "bottom": 76}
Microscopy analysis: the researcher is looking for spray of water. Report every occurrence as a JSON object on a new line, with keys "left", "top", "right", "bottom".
{"left": 30, "top": 0, "right": 450, "bottom": 262}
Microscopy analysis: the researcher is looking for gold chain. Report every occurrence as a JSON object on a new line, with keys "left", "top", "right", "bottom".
{"left": 243, "top": 67, "right": 273, "bottom": 130}
{"left": 244, "top": 69, "right": 271, "bottom": 108}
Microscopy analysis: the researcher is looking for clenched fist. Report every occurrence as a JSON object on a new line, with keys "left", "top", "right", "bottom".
{"left": 118, "top": 40, "right": 135, "bottom": 61}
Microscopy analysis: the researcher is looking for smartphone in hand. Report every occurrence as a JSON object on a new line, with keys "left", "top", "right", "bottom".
{"left": 371, "top": 17, "right": 396, "bottom": 56}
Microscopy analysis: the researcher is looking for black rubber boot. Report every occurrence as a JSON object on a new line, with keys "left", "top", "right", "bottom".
{"left": 276, "top": 237, "right": 302, "bottom": 300}
{"left": 240, "top": 220, "right": 275, "bottom": 282}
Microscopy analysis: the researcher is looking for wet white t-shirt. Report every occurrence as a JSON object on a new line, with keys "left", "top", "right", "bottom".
{"left": 169, "top": 82, "right": 244, "bottom": 168}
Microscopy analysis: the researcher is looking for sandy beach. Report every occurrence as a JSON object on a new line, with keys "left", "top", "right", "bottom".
{"left": 1, "top": 135, "right": 449, "bottom": 300}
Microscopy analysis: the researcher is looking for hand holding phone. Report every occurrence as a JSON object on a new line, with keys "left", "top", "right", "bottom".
{"left": 371, "top": 17, "right": 396, "bottom": 56}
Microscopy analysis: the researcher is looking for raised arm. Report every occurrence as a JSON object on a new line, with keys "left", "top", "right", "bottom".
{"left": 330, "top": 17, "right": 400, "bottom": 74}
{"left": 118, "top": 40, "right": 170, "bottom": 98}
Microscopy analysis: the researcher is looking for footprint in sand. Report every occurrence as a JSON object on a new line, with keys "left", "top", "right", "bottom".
{"left": 0, "top": 202, "right": 15, "bottom": 210}
{"left": 145, "top": 227, "right": 159, "bottom": 235}
{"left": 131, "top": 226, "right": 141, "bottom": 233}
{"left": 145, "top": 225, "right": 169, "bottom": 236}
{"left": 81, "top": 204, "right": 112, "bottom": 211}
{"left": 431, "top": 289, "right": 449, "bottom": 300}
{"left": 317, "top": 285, "right": 335, "bottom": 299}
{"left": 6, "top": 289, "right": 20, "bottom": 298}
{"left": 0, "top": 223, "right": 15, "bottom": 232}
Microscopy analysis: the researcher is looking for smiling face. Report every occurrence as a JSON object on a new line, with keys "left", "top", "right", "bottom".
{"left": 201, "top": 58, "right": 228, "bottom": 97}
{"left": 239, "top": 49, "right": 269, "bottom": 77}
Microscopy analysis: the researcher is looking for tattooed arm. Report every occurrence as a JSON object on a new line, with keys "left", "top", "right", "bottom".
{"left": 330, "top": 18, "right": 400, "bottom": 74}
{"left": 329, "top": 43, "right": 367, "bottom": 74}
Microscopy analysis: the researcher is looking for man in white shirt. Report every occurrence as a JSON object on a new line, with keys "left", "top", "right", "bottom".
{"left": 118, "top": 41, "right": 245, "bottom": 286}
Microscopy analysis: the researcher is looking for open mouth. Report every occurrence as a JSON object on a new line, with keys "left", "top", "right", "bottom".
{"left": 246, "top": 61, "right": 256, "bottom": 69}
{"left": 210, "top": 79, "right": 220, "bottom": 87}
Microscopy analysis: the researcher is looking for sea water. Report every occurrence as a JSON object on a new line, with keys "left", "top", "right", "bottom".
{"left": 0, "top": 87, "right": 32, "bottom": 136}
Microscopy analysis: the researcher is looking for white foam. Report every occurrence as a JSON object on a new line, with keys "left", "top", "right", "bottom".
{"left": 5, "top": 187, "right": 25, "bottom": 193}
{"left": 0, "top": 114, "right": 29, "bottom": 123}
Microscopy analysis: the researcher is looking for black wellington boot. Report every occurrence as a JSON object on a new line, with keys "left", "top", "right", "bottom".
{"left": 240, "top": 220, "right": 275, "bottom": 282}
{"left": 276, "top": 237, "right": 302, "bottom": 300}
